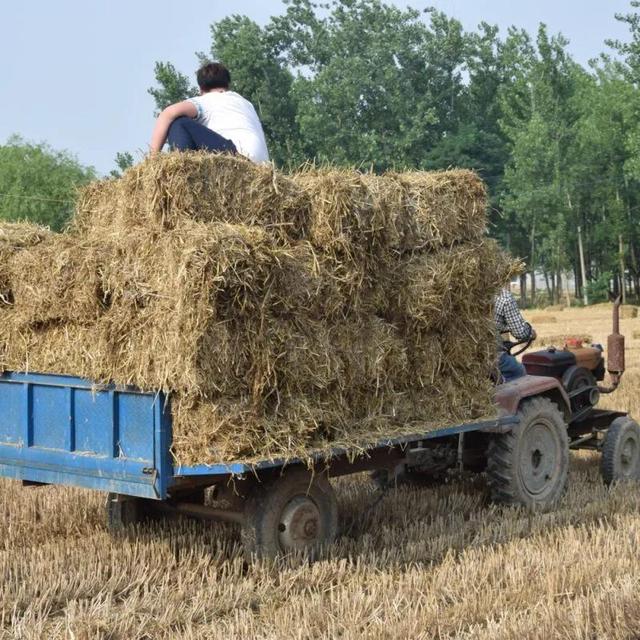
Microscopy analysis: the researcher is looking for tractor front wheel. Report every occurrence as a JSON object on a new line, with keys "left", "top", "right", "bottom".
{"left": 487, "top": 397, "right": 569, "bottom": 509}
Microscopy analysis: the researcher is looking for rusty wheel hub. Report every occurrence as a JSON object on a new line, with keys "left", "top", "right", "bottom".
{"left": 278, "top": 495, "right": 321, "bottom": 552}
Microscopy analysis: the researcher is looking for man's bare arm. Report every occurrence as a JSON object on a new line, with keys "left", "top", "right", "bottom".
{"left": 149, "top": 101, "right": 198, "bottom": 153}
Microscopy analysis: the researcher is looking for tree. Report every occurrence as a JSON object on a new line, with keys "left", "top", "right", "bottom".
{"left": 144, "top": 0, "right": 640, "bottom": 303}
{"left": 0, "top": 136, "right": 96, "bottom": 231}
{"left": 271, "top": 1, "right": 457, "bottom": 170}
{"left": 148, "top": 62, "right": 196, "bottom": 112}
{"left": 109, "top": 151, "right": 135, "bottom": 179}
{"left": 499, "top": 26, "right": 582, "bottom": 303}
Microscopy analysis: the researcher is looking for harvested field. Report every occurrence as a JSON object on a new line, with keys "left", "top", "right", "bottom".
{"left": 526, "top": 313, "right": 557, "bottom": 324}
{"left": 0, "top": 153, "right": 516, "bottom": 465}
{"left": 2, "top": 304, "right": 640, "bottom": 639}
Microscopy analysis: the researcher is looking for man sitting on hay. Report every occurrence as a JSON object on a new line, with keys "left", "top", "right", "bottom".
{"left": 149, "top": 62, "right": 270, "bottom": 163}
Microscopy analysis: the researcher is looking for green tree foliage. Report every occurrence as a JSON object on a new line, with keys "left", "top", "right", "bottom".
{"left": 146, "top": 0, "right": 640, "bottom": 302}
{"left": 148, "top": 62, "right": 196, "bottom": 112}
{"left": 109, "top": 151, "right": 135, "bottom": 178}
{"left": 0, "top": 136, "right": 96, "bottom": 231}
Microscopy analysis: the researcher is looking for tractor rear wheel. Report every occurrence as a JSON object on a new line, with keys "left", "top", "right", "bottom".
{"left": 601, "top": 417, "right": 640, "bottom": 485}
{"left": 487, "top": 397, "right": 569, "bottom": 509}
{"left": 242, "top": 467, "right": 338, "bottom": 562}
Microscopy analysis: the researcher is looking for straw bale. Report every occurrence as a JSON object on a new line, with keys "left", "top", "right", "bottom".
{"left": 389, "top": 170, "right": 488, "bottom": 251}
{"left": 95, "top": 222, "right": 322, "bottom": 396}
{"left": 291, "top": 169, "right": 400, "bottom": 316}
{"left": 0, "top": 222, "right": 52, "bottom": 305}
{"left": 8, "top": 234, "right": 108, "bottom": 327}
{"left": 621, "top": 305, "right": 638, "bottom": 319}
{"left": 74, "top": 153, "right": 310, "bottom": 240}
{"left": 292, "top": 168, "right": 393, "bottom": 252}
{"left": 393, "top": 239, "right": 517, "bottom": 331}
{"left": 0, "top": 311, "right": 103, "bottom": 380}
{"left": 544, "top": 304, "right": 566, "bottom": 312}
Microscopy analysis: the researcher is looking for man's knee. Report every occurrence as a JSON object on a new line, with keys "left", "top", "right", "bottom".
{"left": 168, "top": 117, "right": 190, "bottom": 135}
{"left": 498, "top": 353, "right": 526, "bottom": 382}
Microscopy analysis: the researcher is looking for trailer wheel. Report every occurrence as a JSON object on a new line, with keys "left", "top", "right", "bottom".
{"left": 105, "top": 493, "right": 159, "bottom": 531}
{"left": 601, "top": 417, "right": 640, "bottom": 485}
{"left": 487, "top": 397, "right": 569, "bottom": 509}
{"left": 242, "top": 467, "right": 338, "bottom": 561}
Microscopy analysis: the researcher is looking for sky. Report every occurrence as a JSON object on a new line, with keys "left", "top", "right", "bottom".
{"left": 0, "top": 0, "right": 633, "bottom": 175}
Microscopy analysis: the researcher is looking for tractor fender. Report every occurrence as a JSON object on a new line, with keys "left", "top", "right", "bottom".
{"left": 494, "top": 375, "right": 572, "bottom": 420}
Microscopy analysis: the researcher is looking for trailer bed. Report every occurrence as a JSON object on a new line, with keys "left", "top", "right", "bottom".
{"left": 0, "top": 371, "right": 515, "bottom": 499}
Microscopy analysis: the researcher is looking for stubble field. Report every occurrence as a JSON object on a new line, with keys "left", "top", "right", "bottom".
{"left": 1, "top": 304, "right": 639, "bottom": 639}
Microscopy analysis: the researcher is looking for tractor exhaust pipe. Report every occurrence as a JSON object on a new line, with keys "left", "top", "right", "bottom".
{"left": 598, "top": 297, "right": 625, "bottom": 394}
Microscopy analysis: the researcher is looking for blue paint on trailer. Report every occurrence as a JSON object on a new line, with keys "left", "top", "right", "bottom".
{"left": 0, "top": 371, "right": 171, "bottom": 499}
{"left": 0, "top": 371, "right": 516, "bottom": 500}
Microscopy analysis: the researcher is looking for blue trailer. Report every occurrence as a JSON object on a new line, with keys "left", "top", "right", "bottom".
{"left": 0, "top": 363, "right": 636, "bottom": 559}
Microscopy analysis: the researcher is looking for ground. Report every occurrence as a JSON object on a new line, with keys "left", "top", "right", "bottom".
{"left": 1, "top": 305, "right": 639, "bottom": 639}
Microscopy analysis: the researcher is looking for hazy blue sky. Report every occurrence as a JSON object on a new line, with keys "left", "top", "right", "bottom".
{"left": 1, "top": 0, "right": 632, "bottom": 174}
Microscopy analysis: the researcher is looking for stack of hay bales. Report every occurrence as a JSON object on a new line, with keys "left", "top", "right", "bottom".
{"left": 0, "top": 153, "right": 517, "bottom": 465}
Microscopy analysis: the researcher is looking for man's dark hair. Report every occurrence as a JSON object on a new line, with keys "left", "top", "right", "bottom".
{"left": 197, "top": 63, "right": 231, "bottom": 91}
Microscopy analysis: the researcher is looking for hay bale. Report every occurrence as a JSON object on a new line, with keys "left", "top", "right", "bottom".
{"left": 633, "top": 330, "right": 640, "bottom": 340}
{"left": 8, "top": 234, "right": 108, "bottom": 327}
{"left": 0, "top": 314, "right": 107, "bottom": 380}
{"left": 390, "top": 170, "right": 488, "bottom": 250}
{"left": 292, "top": 168, "right": 394, "bottom": 252}
{"left": 544, "top": 304, "right": 566, "bottom": 312}
{"left": 394, "top": 239, "right": 516, "bottom": 331}
{"left": 74, "top": 153, "right": 310, "bottom": 240}
{"left": 621, "top": 305, "right": 638, "bottom": 319}
{"left": 95, "top": 222, "right": 324, "bottom": 396}
{"left": 0, "top": 222, "right": 52, "bottom": 305}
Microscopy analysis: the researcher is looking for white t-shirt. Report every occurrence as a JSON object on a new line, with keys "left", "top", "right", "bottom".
{"left": 188, "top": 91, "right": 270, "bottom": 163}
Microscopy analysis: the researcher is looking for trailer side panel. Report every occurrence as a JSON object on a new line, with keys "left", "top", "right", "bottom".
{"left": 0, "top": 372, "right": 170, "bottom": 498}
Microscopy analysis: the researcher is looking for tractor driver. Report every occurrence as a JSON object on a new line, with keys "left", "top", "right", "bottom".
{"left": 494, "top": 287, "right": 536, "bottom": 382}
{"left": 149, "top": 62, "right": 270, "bottom": 163}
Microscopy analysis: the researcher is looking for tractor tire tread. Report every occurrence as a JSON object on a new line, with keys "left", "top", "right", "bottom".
{"left": 487, "top": 397, "right": 569, "bottom": 508}
{"left": 601, "top": 417, "right": 640, "bottom": 485}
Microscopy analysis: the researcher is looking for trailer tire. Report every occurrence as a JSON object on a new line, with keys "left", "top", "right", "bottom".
{"left": 106, "top": 494, "right": 158, "bottom": 531}
{"left": 487, "top": 397, "right": 569, "bottom": 509}
{"left": 242, "top": 467, "right": 338, "bottom": 562}
{"left": 601, "top": 417, "right": 640, "bottom": 485}
{"left": 106, "top": 493, "right": 141, "bottom": 531}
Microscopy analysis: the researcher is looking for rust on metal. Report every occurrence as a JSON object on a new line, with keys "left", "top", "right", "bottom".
{"left": 599, "top": 297, "right": 625, "bottom": 394}
{"left": 494, "top": 375, "right": 572, "bottom": 417}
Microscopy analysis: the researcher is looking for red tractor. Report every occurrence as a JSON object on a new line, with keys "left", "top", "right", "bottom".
{"left": 491, "top": 299, "right": 639, "bottom": 508}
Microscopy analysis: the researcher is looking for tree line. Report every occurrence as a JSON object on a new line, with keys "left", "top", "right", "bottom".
{"left": 3, "top": 0, "right": 640, "bottom": 306}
